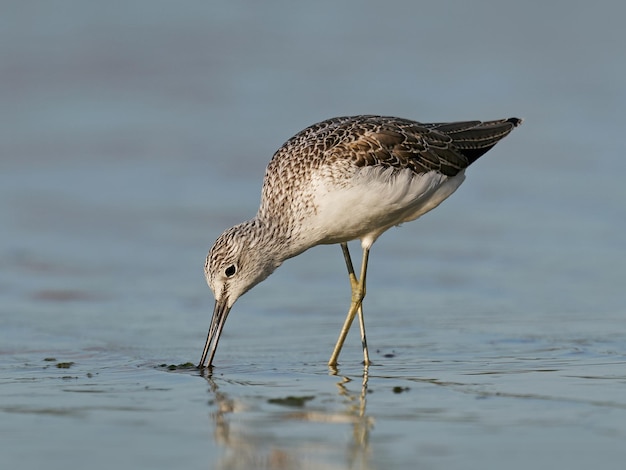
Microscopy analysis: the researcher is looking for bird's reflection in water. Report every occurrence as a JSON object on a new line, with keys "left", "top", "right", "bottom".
{"left": 334, "top": 367, "right": 373, "bottom": 469}
{"left": 203, "top": 367, "right": 374, "bottom": 470}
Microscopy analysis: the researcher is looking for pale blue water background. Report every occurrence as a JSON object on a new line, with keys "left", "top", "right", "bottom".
{"left": 1, "top": 1, "right": 626, "bottom": 469}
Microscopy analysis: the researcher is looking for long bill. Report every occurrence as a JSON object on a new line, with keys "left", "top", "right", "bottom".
{"left": 198, "top": 299, "right": 231, "bottom": 369}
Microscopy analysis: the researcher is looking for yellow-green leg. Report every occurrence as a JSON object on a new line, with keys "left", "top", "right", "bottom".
{"left": 328, "top": 243, "right": 372, "bottom": 367}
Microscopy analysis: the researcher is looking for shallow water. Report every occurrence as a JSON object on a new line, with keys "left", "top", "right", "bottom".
{"left": 2, "top": 1, "right": 626, "bottom": 469}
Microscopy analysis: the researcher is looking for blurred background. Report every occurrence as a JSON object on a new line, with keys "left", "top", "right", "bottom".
{"left": 1, "top": 1, "right": 625, "bottom": 469}
{"left": 2, "top": 0, "right": 624, "bottom": 337}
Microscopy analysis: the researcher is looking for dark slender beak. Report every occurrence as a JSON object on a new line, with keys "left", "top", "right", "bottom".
{"left": 198, "top": 299, "right": 231, "bottom": 369}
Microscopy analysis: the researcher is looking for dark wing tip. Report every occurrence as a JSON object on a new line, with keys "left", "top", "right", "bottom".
{"left": 507, "top": 117, "right": 523, "bottom": 127}
{"left": 454, "top": 117, "right": 523, "bottom": 166}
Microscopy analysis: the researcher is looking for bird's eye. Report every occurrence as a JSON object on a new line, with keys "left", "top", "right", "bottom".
{"left": 224, "top": 265, "right": 236, "bottom": 277}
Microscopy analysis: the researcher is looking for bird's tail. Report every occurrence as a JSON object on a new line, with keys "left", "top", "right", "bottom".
{"left": 428, "top": 117, "right": 523, "bottom": 165}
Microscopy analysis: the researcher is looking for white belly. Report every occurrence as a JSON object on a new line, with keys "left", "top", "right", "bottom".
{"left": 307, "top": 167, "right": 466, "bottom": 248}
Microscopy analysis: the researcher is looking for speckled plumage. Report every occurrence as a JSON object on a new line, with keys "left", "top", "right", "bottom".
{"left": 254, "top": 116, "right": 521, "bottom": 251}
{"left": 199, "top": 115, "right": 522, "bottom": 368}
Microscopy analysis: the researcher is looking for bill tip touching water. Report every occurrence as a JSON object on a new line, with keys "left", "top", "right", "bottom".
{"left": 199, "top": 115, "right": 522, "bottom": 369}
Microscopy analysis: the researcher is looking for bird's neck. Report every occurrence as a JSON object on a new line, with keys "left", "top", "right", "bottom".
{"left": 249, "top": 215, "right": 309, "bottom": 263}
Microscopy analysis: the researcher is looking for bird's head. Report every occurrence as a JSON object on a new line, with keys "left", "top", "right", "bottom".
{"left": 199, "top": 220, "right": 282, "bottom": 368}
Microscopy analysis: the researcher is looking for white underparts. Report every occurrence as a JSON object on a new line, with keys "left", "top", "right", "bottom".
{"left": 307, "top": 167, "right": 466, "bottom": 248}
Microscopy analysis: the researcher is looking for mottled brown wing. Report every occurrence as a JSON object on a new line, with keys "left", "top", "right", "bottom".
{"left": 322, "top": 116, "right": 521, "bottom": 177}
